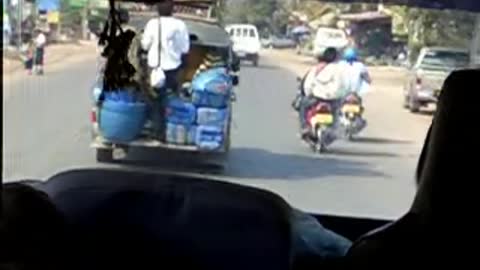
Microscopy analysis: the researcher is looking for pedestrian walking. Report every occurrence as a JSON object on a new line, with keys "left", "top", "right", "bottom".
{"left": 20, "top": 34, "right": 35, "bottom": 75}
{"left": 33, "top": 29, "right": 47, "bottom": 75}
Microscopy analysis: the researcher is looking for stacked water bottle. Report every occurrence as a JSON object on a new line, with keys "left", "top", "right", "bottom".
{"left": 165, "top": 67, "right": 233, "bottom": 150}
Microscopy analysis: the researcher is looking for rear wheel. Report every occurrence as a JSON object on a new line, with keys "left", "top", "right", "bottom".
{"left": 409, "top": 96, "right": 420, "bottom": 113}
{"left": 347, "top": 129, "right": 354, "bottom": 141}
{"left": 96, "top": 148, "right": 113, "bottom": 163}
{"left": 315, "top": 127, "right": 327, "bottom": 153}
{"left": 403, "top": 95, "right": 410, "bottom": 108}
{"left": 252, "top": 55, "right": 259, "bottom": 66}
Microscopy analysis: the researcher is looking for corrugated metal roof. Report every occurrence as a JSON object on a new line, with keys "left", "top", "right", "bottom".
{"left": 339, "top": 12, "right": 391, "bottom": 22}
{"left": 112, "top": 0, "right": 480, "bottom": 12}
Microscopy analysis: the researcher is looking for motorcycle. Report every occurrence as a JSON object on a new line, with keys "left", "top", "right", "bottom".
{"left": 340, "top": 93, "right": 367, "bottom": 141}
{"left": 293, "top": 76, "right": 337, "bottom": 153}
{"left": 293, "top": 77, "right": 367, "bottom": 153}
{"left": 305, "top": 100, "right": 337, "bottom": 153}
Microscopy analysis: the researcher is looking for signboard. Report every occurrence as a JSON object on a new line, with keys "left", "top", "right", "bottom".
{"left": 91, "top": 0, "right": 109, "bottom": 9}
{"left": 68, "top": 0, "right": 88, "bottom": 8}
{"left": 37, "top": 0, "right": 60, "bottom": 11}
{"left": 47, "top": 11, "right": 59, "bottom": 23}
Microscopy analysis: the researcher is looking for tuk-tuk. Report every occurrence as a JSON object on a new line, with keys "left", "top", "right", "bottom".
{"left": 90, "top": 0, "right": 240, "bottom": 163}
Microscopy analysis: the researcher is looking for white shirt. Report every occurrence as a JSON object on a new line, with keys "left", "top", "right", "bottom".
{"left": 304, "top": 62, "right": 344, "bottom": 100}
{"left": 35, "top": 33, "right": 46, "bottom": 47}
{"left": 339, "top": 60, "right": 369, "bottom": 94}
{"left": 141, "top": 17, "right": 190, "bottom": 71}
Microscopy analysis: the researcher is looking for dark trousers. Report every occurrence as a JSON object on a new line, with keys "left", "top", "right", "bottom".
{"left": 150, "top": 68, "right": 181, "bottom": 141}
{"left": 163, "top": 68, "right": 181, "bottom": 93}
{"left": 35, "top": 47, "right": 44, "bottom": 66}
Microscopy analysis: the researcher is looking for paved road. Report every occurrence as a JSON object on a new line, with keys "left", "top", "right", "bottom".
{"left": 2, "top": 50, "right": 432, "bottom": 220}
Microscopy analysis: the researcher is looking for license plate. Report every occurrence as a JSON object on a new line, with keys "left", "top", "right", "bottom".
{"left": 311, "top": 114, "right": 334, "bottom": 125}
{"left": 236, "top": 51, "right": 246, "bottom": 57}
{"left": 342, "top": 104, "right": 361, "bottom": 114}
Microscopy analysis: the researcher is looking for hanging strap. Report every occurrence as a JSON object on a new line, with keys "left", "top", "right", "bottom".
{"left": 157, "top": 17, "right": 162, "bottom": 68}
{"left": 99, "top": 0, "right": 123, "bottom": 47}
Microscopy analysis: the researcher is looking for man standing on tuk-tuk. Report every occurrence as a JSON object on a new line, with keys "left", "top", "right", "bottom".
{"left": 140, "top": 0, "right": 190, "bottom": 139}
{"left": 141, "top": 0, "right": 190, "bottom": 93}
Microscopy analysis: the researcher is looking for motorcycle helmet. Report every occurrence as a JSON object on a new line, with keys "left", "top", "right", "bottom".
{"left": 343, "top": 47, "right": 358, "bottom": 62}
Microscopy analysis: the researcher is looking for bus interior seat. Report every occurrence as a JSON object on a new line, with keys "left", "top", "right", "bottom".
{"left": 344, "top": 69, "right": 480, "bottom": 265}
{"left": 38, "top": 169, "right": 294, "bottom": 270}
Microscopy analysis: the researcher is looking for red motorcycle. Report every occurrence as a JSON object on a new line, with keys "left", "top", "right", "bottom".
{"left": 304, "top": 100, "right": 337, "bottom": 153}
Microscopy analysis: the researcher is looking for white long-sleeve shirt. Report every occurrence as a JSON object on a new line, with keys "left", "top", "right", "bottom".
{"left": 35, "top": 33, "right": 46, "bottom": 48}
{"left": 304, "top": 62, "right": 344, "bottom": 100}
{"left": 141, "top": 16, "right": 190, "bottom": 71}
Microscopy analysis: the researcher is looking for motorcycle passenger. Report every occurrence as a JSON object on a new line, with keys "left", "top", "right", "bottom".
{"left": 339, "top": 47, "right": 371, "bottom": 95}
{"left": 299, "top": 47, "right": 343, "bottom": 137}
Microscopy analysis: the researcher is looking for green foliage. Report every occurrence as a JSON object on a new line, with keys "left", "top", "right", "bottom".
{"left": 223, "top": 0, "right": 278, "bottom": 31}
{"left": 219, "top": 0, "right": 475, "bottom": 59}
{"left": 399, "top": 7, "right": 476, "bottom": 61}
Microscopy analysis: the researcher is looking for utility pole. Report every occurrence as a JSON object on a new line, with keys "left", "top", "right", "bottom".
{"left": 16, "top": 0, "right": 23, "bottom": 48}
{"left": 81, "top": 0, "right": 90, "bottom": 40}
{"left": 470, "top": 14, "right": 480, "bottom": 68}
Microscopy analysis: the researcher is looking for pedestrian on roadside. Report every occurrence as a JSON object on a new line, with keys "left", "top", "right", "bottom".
{"left": 33, "top": 29, "right": 47, "bottom": 75}
{"left": 21, "top": 35, "right": 35, "bottom": 75}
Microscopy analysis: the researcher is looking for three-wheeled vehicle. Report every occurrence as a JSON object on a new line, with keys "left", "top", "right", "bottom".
{"left": 90, "top": 0, "right": 240, "bottom": 164}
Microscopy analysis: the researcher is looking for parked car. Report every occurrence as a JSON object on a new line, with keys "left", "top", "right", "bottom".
{"left": 403, "top": 47, "right": 470, "bottom": 112}
{"left": 262, "top": 35, "right": 297, "bottom": 49}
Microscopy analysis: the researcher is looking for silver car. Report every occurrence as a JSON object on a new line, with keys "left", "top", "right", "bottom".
{"left": 403, "top": 47, "right": 470, "bottom": 113}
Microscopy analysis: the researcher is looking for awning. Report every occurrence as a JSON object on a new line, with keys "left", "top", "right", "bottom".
{"left": 111, "top": 0, "right": 480, "bottom": 12}
{"left": 315, "top": 0, "right": 480, "bottom": 12}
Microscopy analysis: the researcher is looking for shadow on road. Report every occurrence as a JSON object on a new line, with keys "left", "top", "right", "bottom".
{"left": 226, "top": 147, "right": 389, "bottom": 180}
{"left": 240, "top": 63, "right": 279, "bottom": 70}
{"left": 351, "top": 136, "right": 413, "bottom": 145}
{"left": 417, "top": 110, "right": 435, "bottom": 116}
{"left": 327, "top": 148, "right": 401, "bottom": 158}
{"left": 102, "top": 146, "right": 389, "bottom": 181}
{"left": 106, "top": 148, "right": 229, "bottom": 177}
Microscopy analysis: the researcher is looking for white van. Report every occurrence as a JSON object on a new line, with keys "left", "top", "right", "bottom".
{"left": 313, "top": 27, "right": 349, "bottom": 57}
{"left": 226, "top": 24, "right": 261, "bottom": 66}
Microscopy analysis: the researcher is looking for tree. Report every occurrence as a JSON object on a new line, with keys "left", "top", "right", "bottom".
{"left": 222, "top": 0, "right": 280, "bottom": 33}
{"left": 403, "top": 8, "right": 476, "bottom": 61}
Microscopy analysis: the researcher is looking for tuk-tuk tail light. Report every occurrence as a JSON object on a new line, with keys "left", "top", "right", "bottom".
{"left": 91, "top": 109, "right": 97, "bottom": 123}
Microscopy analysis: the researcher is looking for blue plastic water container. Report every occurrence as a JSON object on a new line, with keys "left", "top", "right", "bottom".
{"left": 165, "top": 122, "right": 197, "bottom": 145}
{"left": 191, "top": 68, "right": 233, "bottom": 108}
{"left": 165, "top": 97, "right": 196, "bottom": 125}
{"left": 195, "top": 125, "right": 224, "bottom": 150}
{"left": 99, "top": 99, "right": 147, "bottom": 142}
{"left": 192, "top": 91, "right": 229, "bottom": 108}
{"left": 196, "top": 107, "right": 228, "bottom": 127}
{"left": 192, "top": 68, "right": 232, "bottom": 94}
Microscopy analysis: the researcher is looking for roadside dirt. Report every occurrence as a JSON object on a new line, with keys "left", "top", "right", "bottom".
{"left": 3, "top": 41, "right": 97, "bottom": 76}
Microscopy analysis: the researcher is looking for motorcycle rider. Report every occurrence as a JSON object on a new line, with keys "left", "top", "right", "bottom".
{"left": 340, "top": 47, "right": 371, "bottom": 95}
{"left": 299, "top": 47, "right": 344, "bottom": 137}
{"left": 338, "top": 47, "right": 370, "bottom": 134}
